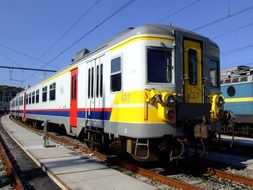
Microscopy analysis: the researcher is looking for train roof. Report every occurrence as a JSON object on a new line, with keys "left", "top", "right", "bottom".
{"left": 67, "top": 24, "right": 218, "bottom": 69}
{"left": 81, "top": 24, "right": 218, "bottom": 60}
{"left": 221, "top": 65, "right": 253, "bottom": 79}
{"left": 21, "top": 24, "right": 218, "bottom": 95}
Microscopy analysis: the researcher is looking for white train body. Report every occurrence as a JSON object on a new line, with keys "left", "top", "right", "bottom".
{"left": 10, "top": 25, "right": 224, "bottom": 161}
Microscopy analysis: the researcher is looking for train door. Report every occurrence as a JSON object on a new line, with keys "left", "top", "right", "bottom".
{"left": 87, "top": 60, "right": 96, "bottom": 120}
{"left": 183, "top": 39, "right": 203, "bottom": 103}
{"left": 95, "top": 57, "right": 103, "bottom": 119}
{"left": 70, "top": 68, "right": 78, "bottom": 128}
{"left": 23, "top": 93, "right": 26, "bottom": 121}
{"left": 87, "top": 57, "right": 103, "bottom": 122}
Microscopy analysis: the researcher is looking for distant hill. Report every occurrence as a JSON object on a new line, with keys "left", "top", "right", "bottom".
{"left": 0, "top": 85, "right": 23, "bottom": 91}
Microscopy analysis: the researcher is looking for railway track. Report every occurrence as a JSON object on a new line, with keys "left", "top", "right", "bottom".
{"left": 0, "top": 138, "right": 24, "bottom": 190}
{"left": 176, "top": 158, "right": 253, "bottom": 189}
{"left": 11, "top": 117, "right": 253, "bottom": 190}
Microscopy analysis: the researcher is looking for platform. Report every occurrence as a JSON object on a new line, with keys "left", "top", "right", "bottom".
{"left": 1, "top": 115, "right": 156, "bottom": 190}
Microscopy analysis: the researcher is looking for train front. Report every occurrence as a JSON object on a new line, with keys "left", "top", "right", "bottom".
{"left": 151, "top": 28, "right": 225, "bottom": 160}
{"left": 130, "top": 26, "right": 224, "bottom": 161}
{"left": 106, "top": 25, "right": 224, "bottom": 161}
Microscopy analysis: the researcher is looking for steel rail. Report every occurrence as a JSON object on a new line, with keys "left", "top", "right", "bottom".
{"left": 0, "top": 142, "right": 24, "bottom": 190}
{"left": 207, "top": 167, "right": 253, "bottom": 187}
{"left": 118, "top": 161, "right": 203, "bottom": 190}
{"left": 181, "top": 158, "right": 253, "bottom": 188}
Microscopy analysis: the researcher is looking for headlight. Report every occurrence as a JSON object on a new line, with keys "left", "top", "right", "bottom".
{"left": 165, "top": 95, "right": 176, "bottom": 106}
{"left": 165, "top": 108, "right": 175, "bottom": 119}
{"left": 216, "top": 96, "right": 224, "bottom": 107}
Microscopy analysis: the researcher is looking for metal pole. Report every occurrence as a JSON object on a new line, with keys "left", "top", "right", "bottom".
{"left": 42, "top": 120, "right": 50, "bottom": 147}
{"left": 0, "top": 65, "right": 57, "bottom": 73}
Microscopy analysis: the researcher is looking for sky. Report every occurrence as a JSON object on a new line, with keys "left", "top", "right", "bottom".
{"left": 0, "top": 0, "right": 253, "bottom": 88}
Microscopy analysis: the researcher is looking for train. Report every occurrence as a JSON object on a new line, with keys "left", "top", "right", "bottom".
{"left": 220, "top": 65, "right": 253, "bottom": 137}
{"left": 10, "top": 24, "right": 224, "bottom": 161}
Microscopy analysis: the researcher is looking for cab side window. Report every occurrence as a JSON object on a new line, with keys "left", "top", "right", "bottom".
{"left": 111, "top": 57, "right": 121, "bottom": 92}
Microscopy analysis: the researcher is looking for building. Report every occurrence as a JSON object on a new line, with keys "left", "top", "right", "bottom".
{"left": 0, "top": 85, "right": 23, "bottom": 114}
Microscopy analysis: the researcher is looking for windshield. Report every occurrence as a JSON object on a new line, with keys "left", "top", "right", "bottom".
{"left": 210, "top": 59, "right": 219, "bottom": 87}
{"left": 147, "top": 47, "right": 172, "bottom": 83}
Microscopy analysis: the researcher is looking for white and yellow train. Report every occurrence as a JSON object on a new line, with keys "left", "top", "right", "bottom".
{"left": 10, "top": 25, "right": 224, "bottom": 161}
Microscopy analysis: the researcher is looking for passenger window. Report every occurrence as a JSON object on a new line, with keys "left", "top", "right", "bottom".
{"left": 25, "top": 94, "right": 28, "bottom": 105}
{"left": 240, "top": 77, "right": 248, "bottom": 82}
{"left": 232, "top": 78, "right": 239, "bottom": 83}
{"left": 96, "top": 65, "right": 99, "bottom": 98}
{"left": 100, "top": 64, "right": 103, "bottom": 97}
{"left": 32, "top": 91, "right": 35, "bottom": 104}
{"left": 28, "top": 93, "right": 31, "bottom": 104}
{"left": 224, "top": 79, "right": 231, "bottom": 84}
{"left": 111, "top": 57, "right": 121, "bottom": 92}
{"left": 147, "top": 47, "right": 172, "bottom": 83}
{"left": 19, "top": 97, "right": 23, "bottom": 106}
{"left": 91, "top": 67, "right": 94, "bottom": 98}
{"left": 36, "top": 90, "right": 39, "bottom": 103}
{"left": 88, "top": 69, "right": 90, "bottom": 98}
{"left": 42, "top": 86, "right": 47, "bottom": 102}
{"left": 188, "top": 49, "right": 198, "bottom": 86}
{"left": 74, "top": 77, "right": 77, "bottom": 100}
{"left": 50, "top": 83, "right": 56, "bottom": 101}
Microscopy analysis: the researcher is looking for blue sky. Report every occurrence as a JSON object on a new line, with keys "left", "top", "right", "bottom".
{"left": 1, "top": 0, "right": 253, "bottom": 87}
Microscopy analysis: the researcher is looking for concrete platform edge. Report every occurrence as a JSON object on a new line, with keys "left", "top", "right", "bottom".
{"left": 1, "top": 117, "right": 70, "bottom": 190}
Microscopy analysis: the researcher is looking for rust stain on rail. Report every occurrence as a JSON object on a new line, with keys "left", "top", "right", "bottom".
{"left": 0, "top": 142, "right": 24, "bottom": 190}
{"left": 119, "top": 162, "right": 203, "bottom": 190}
{"left": 207, "top": 167, "right": 253, "bottom": 187}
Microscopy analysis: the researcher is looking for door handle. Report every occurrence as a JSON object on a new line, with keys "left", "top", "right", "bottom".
{"left": 183, "top": 74, "right": 189, "bottom": 80}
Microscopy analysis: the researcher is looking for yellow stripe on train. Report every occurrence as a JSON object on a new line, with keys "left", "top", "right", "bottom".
{"left": 110, "top": 35, "right": 174, "bottom": 52}
{"left": 225, "top": 97, "right": 253, "bottom": 103}
{"left": 110, "top": 90, "right": 175, "bottom": 123}
{"left": 110, "top": 106, "right": 163, "bottom": 123}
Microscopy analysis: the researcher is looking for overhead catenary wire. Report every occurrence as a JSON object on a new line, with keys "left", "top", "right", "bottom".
{"left": 2, "top": 0, "right": 100, "bottom": 86}
{"left": 0, "top": 43, "right": 58, "bottom": 68}
{"left": 47, "top": 0, "right": 136, "bottom": 65}
{"left": 212, "top": 21, "right": 253, "bottom": 39}
{"left": 0, "top": 51, "right": 24, "bottom": 68}
{"left": 156, "top": 0, "right": 200, "bottom": 23}
{"left": 193, "top": 4, "right": 253, "bottom": 31}
{"left": 39, "top": 0, "right": 100, "bottom": 59}
{"left": 23, "top": 0, "right": 136, "bottom": 83}
{"left": 221, "top": 44, "right": 253, "bottom": 56}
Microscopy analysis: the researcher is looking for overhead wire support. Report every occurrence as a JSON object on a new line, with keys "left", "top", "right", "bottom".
{"left": 0, "top": 65, "right": 57, "bottom": 72}
{"left": 193, "top": 4, "right": 253, "bottom": 31}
